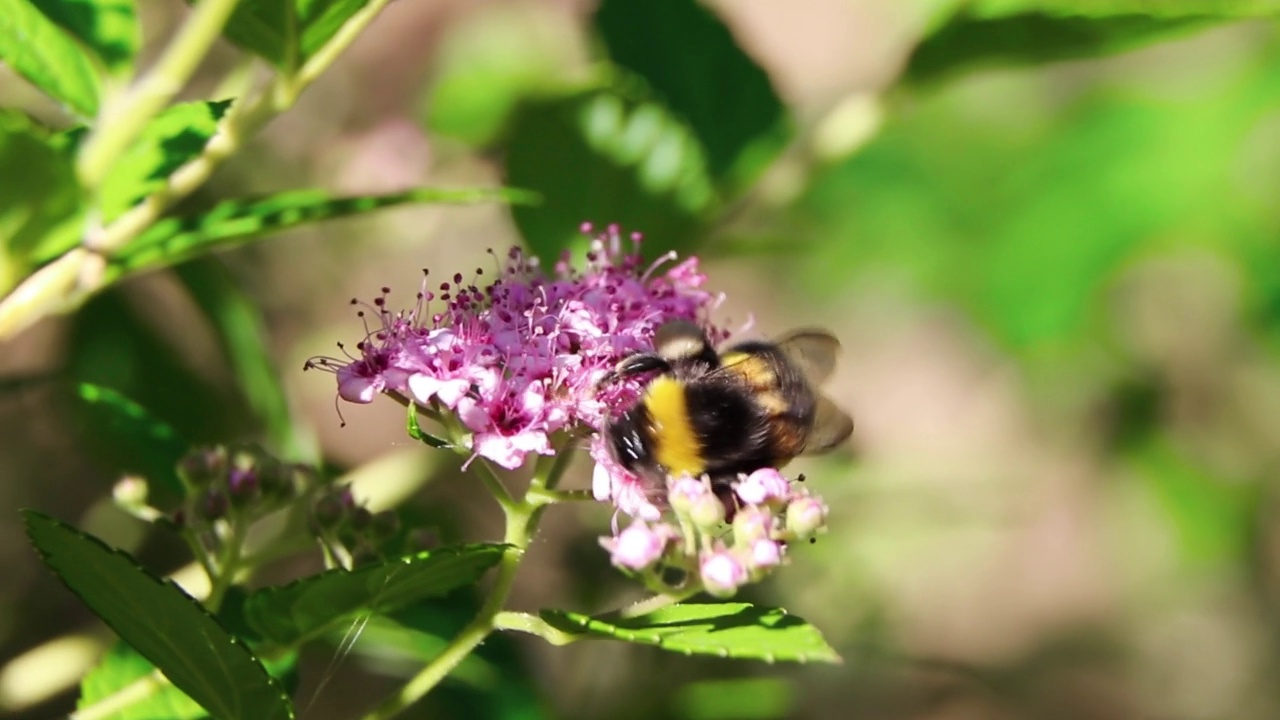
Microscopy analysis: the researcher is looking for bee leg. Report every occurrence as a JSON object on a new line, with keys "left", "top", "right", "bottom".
{"left": 598, "top": 353, "right": 671, "bottom": 387}
{"left": 710, "top": 475, "right": 740, "bottom": 524}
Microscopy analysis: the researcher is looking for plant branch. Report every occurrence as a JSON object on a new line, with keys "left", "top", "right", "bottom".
{"left": 492, "top": 611, "right": 579, "bottom": 645}
{"left": 77, "top": 0, "right": 244, "bottom": 189}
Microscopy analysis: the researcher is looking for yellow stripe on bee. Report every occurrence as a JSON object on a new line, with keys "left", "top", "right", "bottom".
{"left": 721, "top": 352, "right": 777, "bottom": 390}
{"left": 645, "top": 377, "right": 705, "bottom": 476}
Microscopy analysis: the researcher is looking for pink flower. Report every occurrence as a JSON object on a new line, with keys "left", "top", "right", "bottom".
{"left": 700, "top": 548, "right": 748, "bottom": 598}
{"left": 749, "top": 538, "right": 783, "bottom": 571}
{"left": 786, "top": 494, "right": 828, "bottom": 539}
{"left": 602, "top": 521, "right": 672, "bottom": 570}
{"left": 308, "top": 224, "right": 722, "bottom": 474}
{"left": 735, "top": 467, "right": 791, "bottom": 507}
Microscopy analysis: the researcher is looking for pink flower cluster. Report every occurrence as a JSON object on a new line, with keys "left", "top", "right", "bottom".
{"left": 312, "top": 223, "right": 832, "bottom": 597}
{"left": 308, "top": 224, "right": 722, "bottom": 470}
{"left": 599, "top": 468, "right": 828, "bottom": 597}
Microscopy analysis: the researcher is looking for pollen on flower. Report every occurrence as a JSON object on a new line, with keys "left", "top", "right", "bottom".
{"left": 308, "top": 223, "right": 723, "bottom": 471}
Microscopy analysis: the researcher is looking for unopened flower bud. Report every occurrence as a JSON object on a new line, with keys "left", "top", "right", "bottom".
{"left": 689, "top": 491, "right": 726, "bottom": 529}
{"left": 197, "top": 488, "right": 229, "bottom": 521}
{"left": 748, "top": 538, "right": 782, "bottom": 571}
{"left": 226, "top": 467, "right": 259, "bottom": 507}
{"left": 735, "top": 468, "right": 790, "bottom": 507}
{"left": 699, "top": 549, "right": 747, "bottom": 598}
{"left": 312, "top": 492, "right": 348, "bottom": 531}
{"left": 178, "top": 446, "right": 227, "bottom": 488}
{"left": 603, "top": 522, "right": 670, "bottom": 571}
{"left": 732, "top": 507, "right": 773, "bottom": 546}
{"left": 113, "top": 476, "right": 149, "bottom": 508}
{"left": 785, "top": 494, "right": 827, "bottom": 540}
{"left": 668, "top": 475, "right": 708, "bottom": 516}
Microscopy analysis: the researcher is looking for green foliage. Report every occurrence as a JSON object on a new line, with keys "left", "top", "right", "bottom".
{"left": 0, "top": 111, "right": 81, "bottom": 287}
{"left": 25, "top": 512, "right": 294, "bottom": 720}
{"left": 30, "top": 0, "right": 138, "bottom": 74}
{"left": 1131, "top": 439, "right": 1260, "bottom": 568}
{"left": 98, "top": 100, "right": 233, "bottom": 223}
{"left": 109, "top": 186, "right": 538, "bottom": 278}
{"left": 174, "top": 261, "right": 294, "bottom": 453}
{"left": 75, "top": 382, "right": 188, "bottom": 497}
{"left": 799, "top": 59, "right": 1280, "bottom": 355}
{"left": 222, "top": 0, "right": 370, "bottom": 71}
{"left": 541, "top": 604, "right": 841, "bottom": 663}
{"left": 0, "top": 0, "right": 101, "bottom": 117}
{"left": 244, "top": 545, "right": 507, "bottom": 647}
{"left": 79, "top": 643, "right": 206, "bottom": 720}
{"left": 595, "top": 0, "right": 788, "bottom": 185}
{"left": 912, "top": 0, "right": 1280, "bottom": 81}
{"left": 506, "top": 91, "right": 714, "bottom": 261}
{"left": 673, "top": 677, "right": 794, "bottom": 720}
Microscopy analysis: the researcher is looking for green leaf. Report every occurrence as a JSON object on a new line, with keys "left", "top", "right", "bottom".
{"left": 0, "top": 0, "right": 101, "bottom": 116}
{"left": 25, "top": 512, "right": 294, "bottom": 720}
{"left": 75, "top": 382, "right": 188, "bottom": 497}
{"left": 908, "top": 12, "right": 1217, "bottom": 81}
{"left": 78, "top": 642, "right": 206, "bottom": 720}
{"left": 541, "top": 603, "right": 841, "bottom": 663}
{"left": 407, "top": 404, "right": 450, "bottom": 449}
{"left": 595, "top": 0, "right": 787, "bottom": 184}
{"left": 505, "top": 91, "right": 715, "bottom": 263}
{"left": 244, "top": 544, "right": 507, "bottom": 647}
{"left": 109, "top": 186, "right": 537, "bottom": 277}
{"left": 30, "top": 0, "right": 138, "bottom": 74}
{"left": 175, "top": 261, "right": 293, "bottom": 453}
{"left": 99, "top": 100, "right": 233, "bottom": 223}
{"left": 908, "top": 1, "right": 1280, "bottom": 81}
{"left": 0, "top": 111, "right": 82, "bottom": 292}
{"left": 222, "top": 0, "right": 369, "bottom": 70}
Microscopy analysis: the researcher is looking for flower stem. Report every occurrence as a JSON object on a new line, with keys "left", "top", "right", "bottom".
{"left": 360, "top": 503, "right": 535, "bottom": 720}
{"left": 360, "top": 438, "right": 580, "bottom": 719}
{"left": 76, "top": 0, "right": 243, "bottom": 189}
{"left": 492, "top": 611, "right": 579, "bottom": 645}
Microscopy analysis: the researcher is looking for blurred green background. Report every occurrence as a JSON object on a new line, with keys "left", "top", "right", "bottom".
{"left": 5, "top": 0, "right": 1280, "bottom": 718}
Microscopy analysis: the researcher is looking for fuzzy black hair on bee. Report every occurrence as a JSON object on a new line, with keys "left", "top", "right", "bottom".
{"left": 600, "top": 320, "right": 853, "bottom": 488}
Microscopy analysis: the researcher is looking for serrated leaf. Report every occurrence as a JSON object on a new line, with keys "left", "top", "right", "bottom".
{"left": 541, "top": 603, "right": 840, "bottom": 664}
{"left": 25, "top": 512, "right": 295, "bottom": 720}
{"left": 908, "top": 12, "right": 1217, "bottom": 82}
{"left": 99, "top": 100, "right": 233, "bottom": 222}
{"left": 31, "top": 0, "right": 138, "bottom": 74}
{"left": 595, "top": 0, "right": 786, "bottom": 185}
{"left": 506, "top": 91, "right": 714, "bottom": 262}
{"left": 244, "top": 544, "right": 507, "bottom": 647}
{"left": 109, "top": 186, "right": 537, "bottom": 277}
{"left": 0, "top": 0, "right": 101, "bottom": 116}
{"left": 78, "top": 642, "right": 206, "bottom": 720}
{"left": 75, "top": 382, "right": 188, "bottom": 497}
{"left": 223, "top": 0, "right": 369, "bottom": 70}
{"left": 0, "top": 111, "right": 82, "bottom": 291}
{"left": 908, "top": 1, "right": 1280, "bottom": 82}
{"left": 175, "top": 261, "right": 293, "bottom": 453}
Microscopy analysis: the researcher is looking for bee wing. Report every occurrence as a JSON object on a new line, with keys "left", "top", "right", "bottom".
{"left": 802, "top": 395, "right": 854, "bottom": 455}
{"left": 775, "top": 329, "right": 841, "bottom": 385}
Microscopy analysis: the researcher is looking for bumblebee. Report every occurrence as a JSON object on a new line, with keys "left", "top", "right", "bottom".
{"left": 601, "top": 321, "right": 853, "bottom": 485}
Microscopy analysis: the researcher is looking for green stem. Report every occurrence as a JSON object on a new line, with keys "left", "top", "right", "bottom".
{"left": 470, "top": 457, "right": 517, "bottom": 513}
{"left": 77, "top": 0, "right": 244, "bottom": 189}
{"left": 360, "top": 503, "right": 537, "bottom": 720}
{"left": 621, "top": 588, "right": 700, "bottom": 619}
{"left": 492, "top": 611, "right": 579, "bottom": 645}
{"left": 526, "top": 487, "right": 594, "bottom": 506}
{"left": 360, "top": 437, "right": 579, "bottom": 719}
